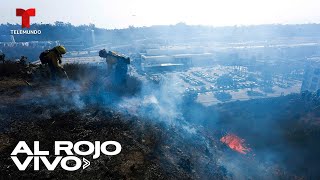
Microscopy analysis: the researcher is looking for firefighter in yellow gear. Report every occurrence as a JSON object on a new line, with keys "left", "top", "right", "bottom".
{"left": 99, "top": 49, "right": 130, "bottom": 85}
{"left": 45, "top": 46, "right": 67, "bottom": 80}
{"left": 105, "top": 51, "right": 120, "bottom": 75}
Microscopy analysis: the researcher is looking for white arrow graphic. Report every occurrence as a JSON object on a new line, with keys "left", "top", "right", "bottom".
{"left": 82, "top": 158, "right": 90, "bottom": 169}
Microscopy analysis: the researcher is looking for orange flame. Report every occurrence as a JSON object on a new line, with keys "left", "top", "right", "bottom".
{"left": 220, "top": 134, "right": 250, "bottom": 154}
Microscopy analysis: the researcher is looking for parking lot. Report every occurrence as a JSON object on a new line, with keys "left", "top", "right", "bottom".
{"left": 162, "top": 66, "right": 302, "bottom": 105}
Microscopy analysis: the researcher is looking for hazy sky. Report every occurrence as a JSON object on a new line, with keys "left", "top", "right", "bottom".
{"left": 1, "top": 0, "right": 320, "bottom": 28}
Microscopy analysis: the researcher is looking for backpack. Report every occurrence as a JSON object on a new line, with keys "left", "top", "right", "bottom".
{"left": 108, "top": 51, "right": 130, "bottom": 64}
{"left": 39, "top": 49, "right": 51, "bottom": 64}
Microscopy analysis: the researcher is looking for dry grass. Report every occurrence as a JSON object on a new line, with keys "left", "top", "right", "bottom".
{"left": 0, "top": 62, "right": 22, "bottom": 77}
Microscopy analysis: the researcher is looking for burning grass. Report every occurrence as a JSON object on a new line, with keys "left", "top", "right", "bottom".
{"left": 220, "top": 134, "right": 251, "bottom": 154}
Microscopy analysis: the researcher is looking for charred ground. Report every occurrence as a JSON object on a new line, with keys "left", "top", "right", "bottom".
{"left": 0, "top": 62, "right": 320, "bottom": 179}
{"left": 0, "top": 63, "right": 225, "bottom": 180}
{"left": 0, "top": 102, "right": 225, "bottom": 179}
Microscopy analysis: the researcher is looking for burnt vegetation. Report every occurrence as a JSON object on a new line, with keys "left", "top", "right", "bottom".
{"left": 0, "top": 63, "right": 320, "bottom": 179}
{"left": 0, "top": 96, "right": 226, "bottom": 179}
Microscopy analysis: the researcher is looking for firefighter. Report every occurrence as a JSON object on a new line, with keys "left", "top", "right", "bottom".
{"left": 114, "top": 55, "right": 129, "bottom": 85}
{"left": 40, "top": 45, "right": 67, "bottom": 81}
{"left": 99, "top": 49, "right": 130, "bottom": 85}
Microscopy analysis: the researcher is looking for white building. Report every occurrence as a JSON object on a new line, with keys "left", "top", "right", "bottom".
{"left": 141, "top": 53, "right": 214, "bottom": 70}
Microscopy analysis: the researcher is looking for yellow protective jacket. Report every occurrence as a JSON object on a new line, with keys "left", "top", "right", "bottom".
{"left": 46, "top": 51, "right": 63, "bottom": 69}
{"left": 105, "top": 55, "right": 118, "bottom": 75}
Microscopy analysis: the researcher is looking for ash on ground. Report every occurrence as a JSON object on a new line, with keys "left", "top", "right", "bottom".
{"left": 0, "top": 63, "right": 319, "bottom": 179}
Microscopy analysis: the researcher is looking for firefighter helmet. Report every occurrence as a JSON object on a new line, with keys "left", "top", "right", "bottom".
{"left": 54, "top": 45, "right": 66, "bottom": 55}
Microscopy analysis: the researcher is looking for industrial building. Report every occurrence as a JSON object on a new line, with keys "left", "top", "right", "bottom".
{"left": 140, "top": 46, "right": 216, "bottom": 71}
